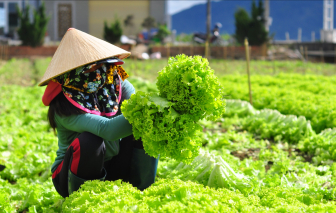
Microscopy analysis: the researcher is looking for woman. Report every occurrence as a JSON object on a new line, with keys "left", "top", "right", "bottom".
{"left": 39, "top": 28, "right": 158, "bottom": 198}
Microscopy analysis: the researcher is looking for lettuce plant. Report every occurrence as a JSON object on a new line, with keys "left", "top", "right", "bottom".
{"left": 156, "top": 54, "right": 225, "bottom": 121}
{"left": 122, "top": 92, "right": 202, "bottom": 163}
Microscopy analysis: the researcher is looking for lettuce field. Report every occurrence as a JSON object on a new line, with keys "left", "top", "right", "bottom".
{"left": 1, "top": 58, "right": 336, "bottom": 212}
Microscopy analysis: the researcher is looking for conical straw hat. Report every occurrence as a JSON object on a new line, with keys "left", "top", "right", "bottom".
{"left": 38, "top": 28, "right": 131, "bottom": 86}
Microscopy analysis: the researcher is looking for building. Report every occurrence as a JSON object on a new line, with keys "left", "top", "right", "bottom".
{"left": 0, "top": 0, "right": 167, "bottom": 41}
{"left": 45, "top": 0, "right": 167, "bottom": 41}
{"left": 320, "top": 0, "right": 336, "bottom": 43}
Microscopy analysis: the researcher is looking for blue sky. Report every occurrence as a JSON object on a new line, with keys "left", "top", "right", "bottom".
{"left": 168, "top": 0, "right": 206, "bottom": 15}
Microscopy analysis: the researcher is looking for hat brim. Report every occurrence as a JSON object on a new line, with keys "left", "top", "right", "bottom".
{"left": 38, "top": 28, "right": 131, "bottom": 86}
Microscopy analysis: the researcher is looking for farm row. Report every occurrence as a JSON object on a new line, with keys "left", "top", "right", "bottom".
{"left": 1, "top": 57, "right": 336, "bottom": 212}
{"left": 2, "top": 75, "right": 336, "bottom": 211}
{"left": 221, "top": 74, "right": 336, "bottom": 133}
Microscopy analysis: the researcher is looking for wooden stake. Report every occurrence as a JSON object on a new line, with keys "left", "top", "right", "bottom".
{"left": 244, "top": 38, "right": 253, "bottom": 105}
{"left": 205, "top": 41, "right": 210, "bottom": 59}
{"left": 190, "top": 45, "right": 193, "bottom": 56}
{"left": 300, "top": 46, "right": 304, "bottom": 61}
{"left": 305, "top": 46, "right": 308, "bottom": 62}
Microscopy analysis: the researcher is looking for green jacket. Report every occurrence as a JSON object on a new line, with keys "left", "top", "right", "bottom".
{"left": 51, "top": 79, "right": 135, "bottom": 173}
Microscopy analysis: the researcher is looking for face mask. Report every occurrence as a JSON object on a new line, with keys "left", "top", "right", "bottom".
{"left": 54, "top": 60, "right": 129, "bottom": 117}
{"left": 62, "top": 63, "right": 107, "bottom": 93}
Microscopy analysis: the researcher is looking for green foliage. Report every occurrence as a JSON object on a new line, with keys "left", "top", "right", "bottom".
{"left": 243, "top": 109, "right": 315, "bottom": 144}
{"left": 223, "top": 99, "right": 256, "bottom": 117}
{"left": 299, "top": 129, "right": 336, "bottom": 165}
{"left": 0, "top": 86, "right": 57, "bottom": 181}
{"left": 62, "top": 177, "right": 336, "bottom": 212}
{"left": 158, "top": 152, "right": 253, "bottom": 195}
{"left": 2, "top": 58, "right": 336, "bottom": 211}
{"left": 0, "top": 178, "right": 63, "bottom": 212}
{"left": 157, "top": 54, "right": 226, "bottom": 121}
{"left": 121, "top": 92, "right": 202, "bottom": 163}
{"left": 234, "top": 0, "right": 268, "bottom": 45}
{"left": 234, "top": 8, "right": 250, "bottom": 45}
{"left": 220, "top": 74, "right": 336, "bottom": 133}
{"left": 17, "top": 2, "right": 50, "bottom": 47}
{"left": 175, "top": 33, "right": 193, "bottom": 43}
{"left": 103, "top": 19, "right": 122, "bottom": 44}
{"left": 123, "top": 15, "right": 134, "bottom": 28}
{"left": 141, "top": 16, "right": 156, "bottom": 30}
{"left": 0, "top": 85, "right": 62, "bottom": 212}
{"left": 154, "top": 24, "right": 170, "bottom": 44}
{"left": 122, "top": 55, "right": 225, "bottom": 163}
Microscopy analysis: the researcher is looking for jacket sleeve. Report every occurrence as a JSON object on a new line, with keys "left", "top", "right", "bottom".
{"left": 121, "top": 79, "right": 135, "bottom": 102}
{"left": 56, "top": 113, "right": 133, "bottom": 141}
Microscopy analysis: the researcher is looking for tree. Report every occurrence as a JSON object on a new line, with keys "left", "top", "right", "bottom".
{"left": 234, "top": 8, "right": 250, "bottom": 45}
{"left": 154, "top": 24, "right": 170, "bottom": 44}
{"left": 141, "top": 17, "right": 156, "bottom": 30}
{"left": 123, "top": 15, "right": 134, "bottom": 35}
{"left": 234, "top": 0, "right": 268, "bottom": 46}
{"left": 124, "top": 15, "right": 134, "bottom": 28}
{"left": 104, "top": 19, "right": 123, "bottom": 44}
{"left": 17, "top": 2, "right": 49, "bottom": 47}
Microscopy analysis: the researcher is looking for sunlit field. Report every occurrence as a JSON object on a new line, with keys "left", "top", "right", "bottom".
{"left": 2, "top": 57, "right": 336, "bottom": 212}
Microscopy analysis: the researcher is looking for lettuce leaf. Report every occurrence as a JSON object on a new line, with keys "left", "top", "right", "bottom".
{"left": 156, "top": 54, "right": 225, "bottom": 121}
{"left": 122, "top": 92, "right": 202, "bottom": 163}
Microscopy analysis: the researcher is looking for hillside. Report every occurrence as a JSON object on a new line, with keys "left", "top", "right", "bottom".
{"left": 172, "top": 0, "right": 327, "bottom": 41}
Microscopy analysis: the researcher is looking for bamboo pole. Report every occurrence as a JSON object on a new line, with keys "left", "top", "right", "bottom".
{"left": 166, "top": 43, "right": 170, "bottom": 59}
{"left": 205, "top": 41, "right": 210, "bottom": 59}
{"left": 244, "top": 38, "right": 253, "bottom": 105}
{"left": 300, "top": 46, "right": 304, "bottom": 61}
{"left": 190, "top": 45, "right": 193, "bottom": 56}
{"left": 304, "top": 46, "right": 308, "bottom": 62}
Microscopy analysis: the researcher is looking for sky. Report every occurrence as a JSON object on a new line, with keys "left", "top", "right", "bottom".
{"left": 168, "top": 0, "right": 206, "bottom": 15}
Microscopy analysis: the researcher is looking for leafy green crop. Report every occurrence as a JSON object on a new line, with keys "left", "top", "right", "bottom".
{"left": 299, "top": 128, "right": 336, "bottom": 165}
{"left": 0, "top": 177, "right": 62, "bottom": 212}
{"left": 158, "top": 151, "right": 253, "bottom": 195}
{"left": 220, "top": 74, "right": 336, "bottom": 133}
{"left": 122, "top": 92, "right": 202, "bottom": 163}
{"left": 243, "top": 109, "right": 315, "bottom": 144}
{"left": 157, "top": 54, "right": 225, "bottom": 121}
{"left": 62, "top": 178, "right": 336, "bottom": 212}
{"left": 3, "top": 58, "right": 336, "bottom": 212}
{"left": 122, "top": 55, "right": 225, "bottom": 163}
{"left": 224, "top": 99, "right": 256, "bottom": 118}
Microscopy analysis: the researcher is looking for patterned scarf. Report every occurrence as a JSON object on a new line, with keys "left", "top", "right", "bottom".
{"left": 53, "top": 61, "right": 129, "bottom": 117}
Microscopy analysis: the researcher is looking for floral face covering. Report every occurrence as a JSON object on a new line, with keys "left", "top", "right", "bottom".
{"left": 53, "top": 60, "right": 129, "bottom": 117}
